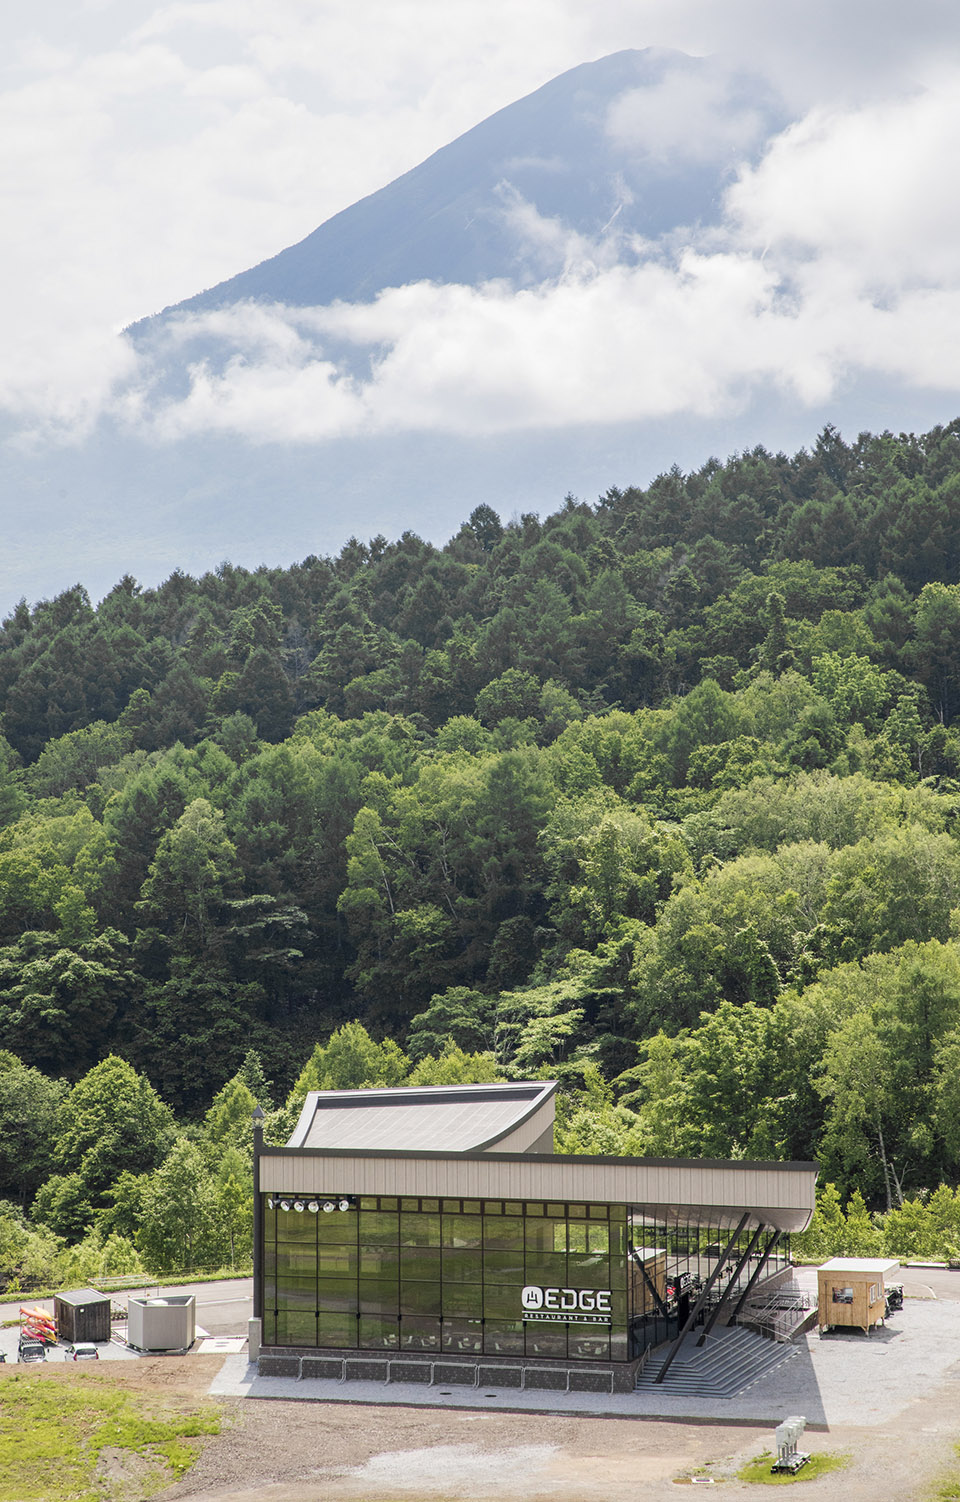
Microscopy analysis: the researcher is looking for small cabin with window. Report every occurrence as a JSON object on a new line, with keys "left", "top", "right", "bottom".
{"left": 817, "top": 1257, "right": 899, "bottom": 1334}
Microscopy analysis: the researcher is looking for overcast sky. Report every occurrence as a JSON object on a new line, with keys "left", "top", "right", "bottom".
{"left": 4, "top": 0, "right": 960, "bottom": 603}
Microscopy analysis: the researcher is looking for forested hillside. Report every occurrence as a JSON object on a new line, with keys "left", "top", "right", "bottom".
{"left": 6, "top": 419, "right": 960, "bottom": 1282}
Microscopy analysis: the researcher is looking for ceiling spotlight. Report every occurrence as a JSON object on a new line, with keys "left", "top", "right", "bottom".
{"left": 293, "top": 1200, "right": 304, "bottom": 1212}
{"left": 322, "top": 1200, "right": 335, "bottom": 1213}
{"left": 280, "top": 1199, "right": 291, "bottom": 1212}
{"left": 266, "top": 1198, "right": 275, "bottom": 1210}
{"left": 338, "top": 1199, "right": 351, "bottom": 1212}
{"left": 307, "top": 1200, "right": 319, "bottom": 1213}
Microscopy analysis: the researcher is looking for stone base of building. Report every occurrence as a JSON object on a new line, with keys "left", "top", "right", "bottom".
{"left": 258, "top": 1345, "right": 641, "bottom": 1393}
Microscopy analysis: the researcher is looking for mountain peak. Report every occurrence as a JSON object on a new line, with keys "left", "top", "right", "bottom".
{"left": 130, "top": 48, "right": 784, "bottom": 338}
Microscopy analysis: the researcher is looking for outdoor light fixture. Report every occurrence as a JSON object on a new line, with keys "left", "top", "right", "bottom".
{"left": 270, "top": 1193, "right": 353, "bottom": 1212}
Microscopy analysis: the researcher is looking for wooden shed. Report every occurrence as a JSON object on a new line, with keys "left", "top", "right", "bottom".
{"left": 54, "top": 1289, "right": 111, "bottom": 1345}
{"left": 817, "top": 1257, "right": 899, "bottom": 1335}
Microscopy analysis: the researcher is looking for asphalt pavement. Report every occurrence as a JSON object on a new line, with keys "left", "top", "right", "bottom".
{"left": 0, "top": 1275, "right": 253, "bottom": 1363}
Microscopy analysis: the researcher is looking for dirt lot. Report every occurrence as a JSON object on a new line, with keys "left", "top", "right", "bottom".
{"left": 8, "top": 1354, "right": 943, "bottom": 1502}
{"left": 7, "top": 1294, "right": 960, "bottom": 1502}
{"left": 141, "top": 1373, "right": 960, "bottom": 1502}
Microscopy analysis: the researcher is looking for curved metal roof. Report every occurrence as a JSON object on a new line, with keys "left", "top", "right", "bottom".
{"left": 286, "top": 1080, "right": 557, "bottom": 1154}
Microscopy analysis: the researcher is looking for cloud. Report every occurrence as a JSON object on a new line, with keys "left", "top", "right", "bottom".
{"left": 728, "top": 87, "right": 960, "bottom": 287}
{"left": 605, "top": 57, "right": 780, "bottom": 166}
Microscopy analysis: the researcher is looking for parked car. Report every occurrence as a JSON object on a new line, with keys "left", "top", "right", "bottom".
{"left": 65, "top": 1343, "right": 99, "bottom": 1361}
{"left": 17, "top": 1338, "right": 46, "bottom": 1363}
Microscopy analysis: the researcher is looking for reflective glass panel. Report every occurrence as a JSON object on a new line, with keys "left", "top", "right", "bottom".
{"left": 317, "top": 1312, "right": 355, "bottom": 1347}
{"left": 357, "top": 1280, "right": 399, "bottom": 1315}
{"left": 484, "top": 1217, "right": 523, "bottom": 1251}
{"left": 401, "top": 1246, "right": 441, "bottom": 1280}
{"left": 276, "top": 1310, "right": 316, "bottom": 1346}
{"left": 316, "top": 1212, "right": 357, "bottom": 1244}
{"left": 483, "top": 1250, "right": 525, "bottom": 1282}
{"left": 276, "top": 1209, "right": 316, "bottom": 1243}
{"left": 441, "top": 1249, "right": 483, "bottom": 1284}
{"left": 524, "top": 1253, "right": 567, "bottom": 1286}
{"left": 401, "top": 1281, "right": 442, "bottom": 1314}
{"left": 569, "top": 1326, "right": 610, "bottom": 1360}
{"left": 442, "top": 1320, "right": 483, "bottom": 1353}
{"left": 484, "top": 1320, "right": 524, "bottom": 1355}
{"left": 400, "top": 1316, "right": 441, "bottom": 1351}
{"left": 359, "top": 1316, "right": 399, "bottom": 1349}
{"left": 524, "top": 1219, "right": 555, "bottom": 1252}
{"left": 318, "top": 1245, "right": 357, "bottom": 1276}
{"left": 441, "top": 1215, "right": 482, "bottom": 1247}
{"left": 400, "top": 1213, "right": 441, "bottom": 1246}
{"left": 483, "top": 1284, "right": 523, "bottom": 1321}
{"left": 317, "top": 1276, "right": 358, "bottom": 1313}
{"left": 442, "top": 1284, "right": 482, "bottom": 1317}
{"left": 359, "top": 1212, "right": 397, "bottom": 1246}
{"left": 526, "top": 1326, "right": 566, "bottom": 1357}
{"left": 360, "top": 1247, "right": 400, "bottom": 1277}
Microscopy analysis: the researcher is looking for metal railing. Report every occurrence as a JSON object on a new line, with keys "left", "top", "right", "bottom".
{"left": 737, "top": 1284, "right": 813, "bottom": 1342}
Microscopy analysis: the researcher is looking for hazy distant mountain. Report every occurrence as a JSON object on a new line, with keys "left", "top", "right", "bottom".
{"left": 6, "top": 49, "right": 956, "bottom": 612}
{"left": 131, "top": 49, "right": 784, "bottom": 335}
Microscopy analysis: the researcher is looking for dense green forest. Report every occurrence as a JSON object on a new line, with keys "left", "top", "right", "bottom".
{"left": 7, "top": 418, "right": 960, "bottom": 1284}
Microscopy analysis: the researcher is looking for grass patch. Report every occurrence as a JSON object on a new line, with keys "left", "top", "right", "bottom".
{"left": 0, "top": 1370, "right": 220, "bottom": 1501}
{"left": 927, "top": 1442, "right": 960, "bottom": 1500}
{"left": 737, "top": 1450, "right": 851, "bottom": 1486}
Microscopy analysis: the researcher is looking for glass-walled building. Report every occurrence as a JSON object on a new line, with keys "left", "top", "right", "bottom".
{"left": 262, "top": 1193, "right": 629, "bottom": 1359}
{"left": 254, "top": 1082, "right": 815, "bottom": 1389}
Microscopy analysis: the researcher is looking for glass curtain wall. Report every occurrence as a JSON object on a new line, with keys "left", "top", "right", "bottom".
{"left": 627, "top": 1209, "right": 791, "bottom": 1355}
{"left": 262, "top": 1194, "right": 629, "bottom": 1360}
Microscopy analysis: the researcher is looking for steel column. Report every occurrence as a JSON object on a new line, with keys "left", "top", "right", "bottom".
{"left": 729, "top": 1230, "right": 782, "bottom": 1323}
{"left": 653, "top": 1213, "right": 751, "bottom": 1385}
{"left": 696, "top": 1222, "right": 765, "bottom": 1346}
{"left": 634, "top": 1255, "right": 670, "bottom": 1321}
{"left": 251, "top": 1108, "right": 264, "bottom": 1321}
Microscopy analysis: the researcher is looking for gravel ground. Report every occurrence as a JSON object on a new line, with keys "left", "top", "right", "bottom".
{"left": 7, "top": 1268, "right": 960, "bottom": 1500}
{"left": 162, "top": 1389, "right": 960, "bottom": 1502}
{"left": 166, "top": 1267, "right": 960, "bottom": 1502}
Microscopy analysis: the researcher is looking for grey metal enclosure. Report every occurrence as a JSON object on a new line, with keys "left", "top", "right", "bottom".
{"left": 54, "top": 1290, "right": 111, "bottom": 1344}
{"left": 127, "top": 1295, "right": 196, "bottom": 1352}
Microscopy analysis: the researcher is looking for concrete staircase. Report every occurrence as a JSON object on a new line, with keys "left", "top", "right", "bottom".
{"left": 635, "top": 1326, "right": 798, "bottom": 1398}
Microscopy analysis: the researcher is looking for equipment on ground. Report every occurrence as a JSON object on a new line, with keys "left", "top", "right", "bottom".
{"left": 771, "top": 1415, "right": 810, "bottom": 1475}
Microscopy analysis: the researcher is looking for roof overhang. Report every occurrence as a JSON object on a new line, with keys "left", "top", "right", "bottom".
{"left": 258, "top": 1147, "right": 818, "bottom": 1235}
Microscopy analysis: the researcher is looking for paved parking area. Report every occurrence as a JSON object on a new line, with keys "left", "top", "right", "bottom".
{"left": 210, "top": 1265, "right": 960, "bottom": 1428}
{"left": 0, "top": 1278, "right": 252, "bottom": 1365}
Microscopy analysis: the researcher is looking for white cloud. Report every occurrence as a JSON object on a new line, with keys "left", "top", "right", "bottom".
{"left": 605, "top": 57, "right": 777, "bottom": 166}
{"left": 729, "top": 86, "right": 960, "bottom": 287}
